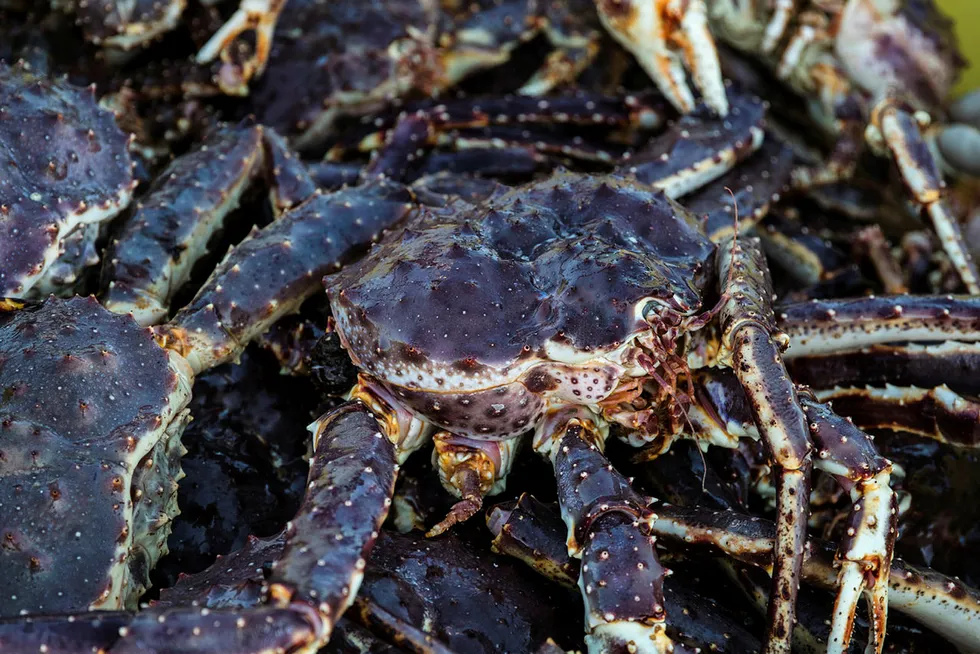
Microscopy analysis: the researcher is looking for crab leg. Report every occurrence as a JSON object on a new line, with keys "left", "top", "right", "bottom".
{"left": 153, "top": 180, "right": 415, "bottom": 374}
{"left": 102, "top": 124, "right": 316, "bottom": 325}
{"left": 534, "top": 412, "right": 676, "bottom": 654}
{"left": 866, "top": 99, "right": 980, "bottom": 294}
{"left": 785, "top": 339, "right": 980, "bottom": 397}
{"left": 488, "top": 494, "right": 763, "bottom": 653}
{"left": 595, "top": 0, "right": 728, "bottom": 116}
{"left": 715, "top": 235, "right": 811, "bottom": 654}
{"left": 680, "top": 364, "right": 898, "bottom": 652}
{"left": 796, "top": 390, "right": 897, "bottom": 654}
{"left": 195, "top": 0, "right": 288, "bottom": 95}
{"left": 812, "top": 385, "right": 980, "bottom": 447}
{"left": 648, "top": 504, "right": 980, "bottom": 653}
{"left": 755, "top": 210, "right": 860, "bottom": 289}
{"left": 626, "top": 92, "right": 766, "bottom": 198}
{"left": 344, "top": 92, "right": 671, "bottom": 152}
{"left": 0, "top": 400, "right": 398, "bottom": 653}
{"left": 686, "top": 137, "right": 795, "bottom": 241}
{"left": 0, "top": 607, "right": 319, "bottom": 653}
{"left": 777, "top": 295, "right": 980, "bottom": 358}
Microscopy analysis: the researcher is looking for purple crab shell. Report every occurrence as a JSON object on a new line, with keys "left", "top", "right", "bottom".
{"left": 328, "top": 173, "right": 715, "bottom": 438}
{"left": 0, "top": 63, "right": 135, "bottom": 298}
{"left": 0, "top": 296, "right": 192, "bottom": 614}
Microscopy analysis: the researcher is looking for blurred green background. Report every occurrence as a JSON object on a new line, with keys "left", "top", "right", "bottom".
{"left": 939, "top": 0, "right": 980, "bottom": 95}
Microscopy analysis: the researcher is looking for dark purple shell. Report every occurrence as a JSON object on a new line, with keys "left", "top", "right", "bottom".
{"left": 328, "top": 172, "right": 714, "bottom": 382}
{"left": 250, "top": 0, "right": 444, "bottom": 145}
{"left": 0, "top": 296, "right": 189, "bottom": 615}
{"left": 0, "top": 63, "right": 134, "bottom": 297}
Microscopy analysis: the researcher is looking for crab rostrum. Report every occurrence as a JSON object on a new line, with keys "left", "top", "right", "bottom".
{"left": 0, "top": 62, "right": 136, "bottom": 299}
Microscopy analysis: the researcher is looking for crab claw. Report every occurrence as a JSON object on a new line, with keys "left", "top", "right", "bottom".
{"left": 595, "top": 0, "right": 728, "bottom": 116}
{"left": 827, "top": 471, "right": 896, "bottom": 654}
{"left": 195, "top": 0, "right": 288, "bottom": 95}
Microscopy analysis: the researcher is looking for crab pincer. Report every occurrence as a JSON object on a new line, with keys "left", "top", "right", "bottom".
{"left": 595, "top": 0, "right": 728, "bottom": 116}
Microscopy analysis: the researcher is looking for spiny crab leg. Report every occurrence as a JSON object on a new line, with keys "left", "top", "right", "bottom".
{"left": 812, "top": 385, "right": 980, "bottom": 448}
{"left": 489, "top": 493, "right": 980, "bottom": 653}
{"left": 595, "top": 0, "right": 728, "bottom": 116}
{"left": 102, "top": 124, "right": 316, "bottom": 326}
{"left": 152, "top": 178, "right": 416, "bottom": 375}
{"left": 777, "top": 295, "right": 980, "bottom": 358}
{"left": 195, "top": 0, "right": 288, "bottom": 95}
{"left": 796, "top": 390, "right": 897, "bottom": 654}
{"left": 535, "top": 412, "right": 676, "bottom": 654}
{"left": 865, "top": 99, "right": 980, "bottom": 294}
{"left": 715, "top": 235, "right": 812, "bottom": 654}
{"left": 488, "top": 495, "right": 764, "bottom": 653}
{"left": 649, "top": 504, "right": 980, "bottom": 654}
{"left": 682, "top": 366, "right": 898, "bottom": 653}
{"left": 270, "top": 402, "right": 399, "bottom": 644}
{"left": 785, "top": 341, "right": 980, "bottom": 396}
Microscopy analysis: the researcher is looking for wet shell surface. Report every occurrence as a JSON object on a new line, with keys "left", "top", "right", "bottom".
{"left": 0, "top": 63, "right": 135, "bottom": 298}
{"left": 0, "top": 296, "right": 192, "bottom": 614}
{"left": 329, "top": 172, "right": 715, "bottom": 438}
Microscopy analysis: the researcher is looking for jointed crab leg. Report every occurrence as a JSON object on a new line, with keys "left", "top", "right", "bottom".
{"left": 490, "top": 491, "right": 980, "bottom": 653}
{"left": 267, "top": 401, "right": 398, "bottom": 645}
{"left": 342, "top": 92, "right": 672, "bottom": 157}
{"left": 786, "top": 341, "right": 980, "bottom": 396}
{"left": 625, "top": 92, "right": 766, "bottom": 198}
{"left": 648, "top": 503, "right": 980, "bottom": 654}
{"left": 536, "top": 413, "right": 676, "bottom": 654}
{"left": 681, "top": 365, "right": 898, "bottom": 653}
{"left": 777, "top": 295, "right": 980, "bottom": 358}
{"left": 812, "top": 385, "right": 980, "bottom": 448}
{"left": 0, "top": 400, "right": 398, "bottom": 653}
{"left": 796, "top": 390, "right": 897, "bottom": 654}
{"left": 715, "top": 235, "right": 812, "bottom": 654}
{"left": 102, "top": 124, "right": 316, "bottom": 325}
{"left": 154, "top": 180, "right": 415, "bottom": 374}
{"left": 488, "top": 494, "right": 764, "bottom": 653}
{"left": 865, "top": 99, "right": 980, "bottom": 294}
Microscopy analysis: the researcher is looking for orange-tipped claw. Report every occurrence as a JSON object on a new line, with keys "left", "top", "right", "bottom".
{"left": 595, "top": 0, "right": 728, "bottom": 116}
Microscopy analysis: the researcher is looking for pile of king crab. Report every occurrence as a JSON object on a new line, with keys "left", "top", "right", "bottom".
{"left": 3, "top": 1, "right": 980, "bottom": 652}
